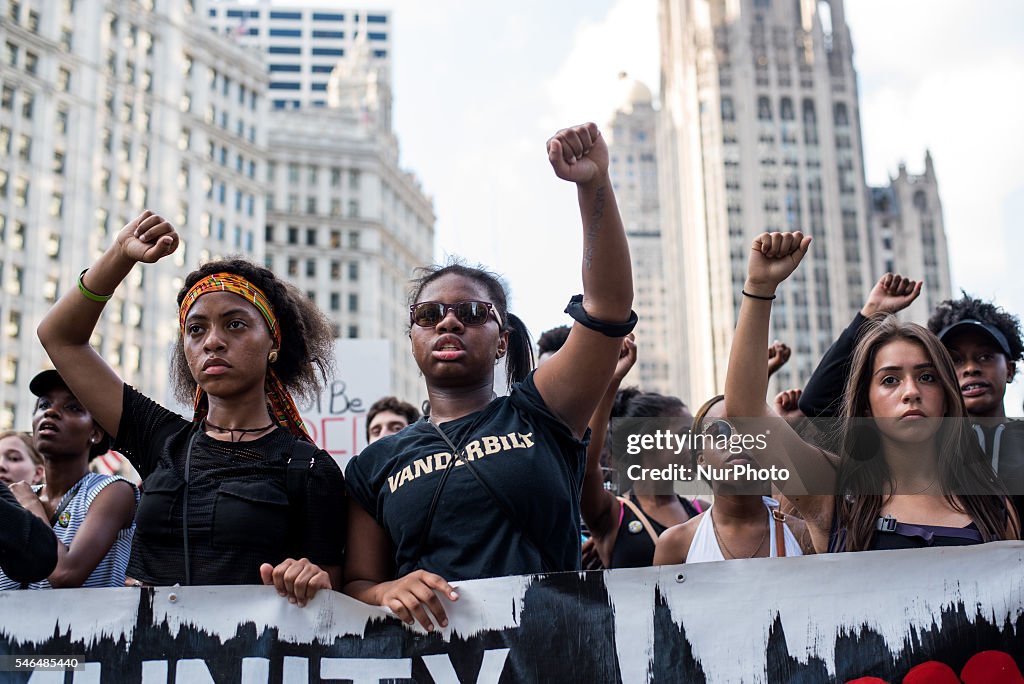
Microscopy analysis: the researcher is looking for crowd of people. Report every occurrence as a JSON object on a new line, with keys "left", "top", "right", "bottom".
{"left": 1, "top": 121, "right": 1022, "bottom": 630}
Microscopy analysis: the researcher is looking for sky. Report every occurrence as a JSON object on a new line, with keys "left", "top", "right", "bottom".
{"left": 304, "top": 0, "right": 1024, "bottom": 411}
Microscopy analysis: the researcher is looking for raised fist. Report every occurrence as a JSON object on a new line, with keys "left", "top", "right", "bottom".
{"left": 115, "top": 210, "right": 179, "bottom": 264}
{"left": 547, "top": 122, "right": 608, "bottom": 185}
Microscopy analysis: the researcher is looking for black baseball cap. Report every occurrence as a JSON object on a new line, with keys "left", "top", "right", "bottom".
{"left": 29, "top": 370, "right": 111, "bottom": 458}
{"left": 937, "top": 319, "right": 1013, "bottom": 357}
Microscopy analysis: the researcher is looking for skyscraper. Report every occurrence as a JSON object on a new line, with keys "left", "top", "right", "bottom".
{"left": 607, "top": 74, "right": 672, "bottom": 395}
{"left": 659, "top": 0, "right": 873, "bottom": 403}
{"left": 0, "top": 0, "right": 268, "bottom": 428}
{"left": 207, "top": 1, "right": 390, "bottom": 110}
{"left": 868, "top": 152, "right": 952, "bottom": 324}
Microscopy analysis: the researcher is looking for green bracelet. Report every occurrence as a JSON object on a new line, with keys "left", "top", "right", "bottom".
{"left": 77, "top": 269, "right": 113, "bottom": 302}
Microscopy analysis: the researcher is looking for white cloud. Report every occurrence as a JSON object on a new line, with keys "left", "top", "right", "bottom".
{"left": 543, "top": 0, "right": 659, "bottom": 130}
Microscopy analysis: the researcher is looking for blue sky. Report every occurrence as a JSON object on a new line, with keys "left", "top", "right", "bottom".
{"left": 283, "top": 0, "right": 1024, "bottom": 410}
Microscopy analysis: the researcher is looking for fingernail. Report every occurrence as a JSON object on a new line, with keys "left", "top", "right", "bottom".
{"left": 426, "top": 623, "right": 434, "bottom": 632}
{"left": 441, "top": 619, "right": 448, "bottom": 627}
{"left": 289, "top": 597, "right": 296, "bottom": 604}
{"left": 449, "top": 591, "right": 459, "bottom": 600}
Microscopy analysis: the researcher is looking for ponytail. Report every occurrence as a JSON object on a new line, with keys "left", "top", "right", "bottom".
{"left": 504, "top": 313, "right": 535, "bottom": 391}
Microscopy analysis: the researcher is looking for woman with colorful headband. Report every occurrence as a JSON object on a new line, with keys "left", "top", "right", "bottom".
{"left": 37, "top": 215, "right": 345, "bottom": 606}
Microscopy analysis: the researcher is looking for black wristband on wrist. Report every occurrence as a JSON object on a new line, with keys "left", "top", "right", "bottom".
{"left": 564, "top": 294, "right": 638, "bottom": 337}
{"left": 742, "top": 289, "right": 777, "bottom": 301}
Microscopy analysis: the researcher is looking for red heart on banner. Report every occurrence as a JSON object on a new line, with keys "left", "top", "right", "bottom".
{"left": 960, "top": 651, "right": 1024, "bottom": 684}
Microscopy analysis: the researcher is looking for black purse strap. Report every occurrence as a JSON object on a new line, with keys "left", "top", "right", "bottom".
{"left": 420, "top": 420, "right": 559, "bottom": 574}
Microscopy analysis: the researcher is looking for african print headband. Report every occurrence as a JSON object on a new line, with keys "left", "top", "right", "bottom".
{"left": 179, "top": 272, "right": 312, "bottom": 442}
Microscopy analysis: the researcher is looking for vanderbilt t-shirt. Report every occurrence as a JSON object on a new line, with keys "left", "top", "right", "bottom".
{"left": 345, "top": 371, "right": 588, "bottom": 581}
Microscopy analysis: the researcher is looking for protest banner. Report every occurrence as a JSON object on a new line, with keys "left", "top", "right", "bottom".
{"left": 1, "top": 543, "right": 1022, "bottom": 682}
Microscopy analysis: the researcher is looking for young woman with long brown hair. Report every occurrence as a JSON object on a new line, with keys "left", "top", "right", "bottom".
{"left": 724, "top": 231, "right": 1017, "bottom": 553}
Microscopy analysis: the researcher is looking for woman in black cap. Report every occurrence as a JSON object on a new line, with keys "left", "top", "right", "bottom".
{"left": 0, "top": 370, "right": 138, "bottom": 589}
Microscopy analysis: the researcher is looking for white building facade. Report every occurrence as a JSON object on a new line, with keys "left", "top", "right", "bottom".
{"left": 262, "top": 37, "right": 434, "bottom": 406}
{"left": 658, "top": 0, "right": 873, "bottom": 402}
{"left": 207, "top": 1, "right": 390, "bottom": 110}
{"left": 0, "top": 0, "right": 268, "bottom": 429}
{"left": 607, "top": 75, "right": 673, "bottom": 396}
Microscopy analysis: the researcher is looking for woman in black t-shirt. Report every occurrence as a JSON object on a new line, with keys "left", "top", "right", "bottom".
{"left": 38, "top": 222, "right": 345, "bottom": 607}
{"left": 344, "top": 122, "right": 636, "bottom": 631}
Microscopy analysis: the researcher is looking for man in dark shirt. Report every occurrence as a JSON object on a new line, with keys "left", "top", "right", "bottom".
{"left": 0, "top": 484, "right": 58, "bottom": 583}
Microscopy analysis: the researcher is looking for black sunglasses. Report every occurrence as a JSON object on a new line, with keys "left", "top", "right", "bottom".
{"left": 409, "top": 301, "right": 503, "bottom": 328}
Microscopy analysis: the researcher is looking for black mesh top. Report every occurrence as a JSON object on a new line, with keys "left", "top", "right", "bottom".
{"left": 113, "top": 384, "right": 346, "bottom": 586}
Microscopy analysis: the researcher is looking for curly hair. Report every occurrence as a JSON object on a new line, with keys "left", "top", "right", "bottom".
{"left": 409, "top": 259, "right": 534, "bottom": 391}
{"left": 927, "top": 291, "right": 1024, "bottom": 362}
{"left": 537, "top": 326, "right": 571, "bottom": 356}
{"left": 171, "top": 257, "right": 335, "bottom": 406}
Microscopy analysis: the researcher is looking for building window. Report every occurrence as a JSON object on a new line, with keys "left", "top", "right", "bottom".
{"left": 347, "top": 200, "right": 359, "bottom": 218}
{"left": 348, "top": 231, "right": 360, "bottom": 249}
{"left": 287, "top": 226, "right": 298, "bottom": 244}
{"left": 287, "top": 258, "right": 298, "bottom": 277}
{"left": 347, "top": 325, "right": 359, "bottom": 338}
{"left": 757, "top": 96, "right": 772, "bottom": 121}
{"left": 834, "top": 102, "right": 849, "bottom": 126}
{"left": 24, "top": 51, "right": 38, "bottom": 75}
{"left": 306, "top": 197, "right": 317, "bottom": 214}
{"left": 330, "top": 230, "right": 341, "bottom": 248}
{"left": 306, "top": 259, "right": 316, "bottom": 277}
{"left": 348, "top": 261, "right": 359, "bottom": 281}
{"left": 306, "top": 228, "right": 317, "bottom": 246}
{"left": 348, "top": 293, "right": 358, "bottom": 312}
{"left": 330, "top": 292, "right": 340, "bottom": 311}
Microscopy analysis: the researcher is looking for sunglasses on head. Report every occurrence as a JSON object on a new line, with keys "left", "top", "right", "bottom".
{"left": 701, "top": 418, "right": 735, "bottom": 440}
{"left": 409, "top": 301, "right": 503, "bottom": 328}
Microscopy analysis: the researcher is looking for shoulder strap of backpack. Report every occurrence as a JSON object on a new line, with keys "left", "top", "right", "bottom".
{"left": 285, "top": 439, "right": 318, "bottom": 557}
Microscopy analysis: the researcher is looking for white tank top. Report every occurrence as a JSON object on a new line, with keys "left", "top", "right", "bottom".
{"left": 687, "top": 496, "right": 802, "bottom": 563}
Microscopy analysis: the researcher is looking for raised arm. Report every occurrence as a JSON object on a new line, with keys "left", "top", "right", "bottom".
{"left": 723, "top": 232, "right": 838, "bottom": 540}
{"left": 798, "top": 273, "right": 922, "bottom": 418}
{"left": 535, "top": 123, "right": 634, "bottom": 438}
{"left": 36, "top": 211, "right": 179, "bottom": 437}
{"left": 581, "top": 336, "right": 636, "bottom": 556}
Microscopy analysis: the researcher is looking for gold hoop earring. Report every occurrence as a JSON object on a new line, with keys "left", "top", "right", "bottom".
{"left": 268, "top": 351, "right": 278, "bottom": 364}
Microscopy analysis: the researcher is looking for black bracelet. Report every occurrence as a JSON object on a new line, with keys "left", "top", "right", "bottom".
{"left": 742, "top": 289, "right": 776, "bottom": 301}
{"left": 564, "top": 294, "right": 638, "bottom": 337}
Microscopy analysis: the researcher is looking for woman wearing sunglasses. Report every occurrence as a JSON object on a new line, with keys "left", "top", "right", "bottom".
{"left": 722, "top": 231, "right": 1017, "bottom": 554}
{"left": 580, "top": 336, "right": 709, "bottom": 569}
{"left": 37, "top": 219, "right": 346, "bottom": 606}
{"left": 344, "top": 122, "right": 635, "bottom": 631}
{"left": 653, "top": 395, "right": 810, "bottom": 565}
